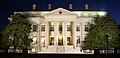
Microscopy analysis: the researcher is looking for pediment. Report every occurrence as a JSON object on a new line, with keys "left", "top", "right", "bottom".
{"left": 46, "top": 8, "right": 76, "bottom": 15}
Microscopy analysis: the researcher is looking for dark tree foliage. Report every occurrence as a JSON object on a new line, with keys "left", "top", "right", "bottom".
{"left": 83, "top": 15, "right": 119, "bottom": 50}
{"left": 0, "top": 13, "right": 32, "bottom": 49}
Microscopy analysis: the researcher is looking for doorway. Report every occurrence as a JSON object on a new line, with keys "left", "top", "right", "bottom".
{"left": 58, "top": 36, "right": 63, "bottom": 45}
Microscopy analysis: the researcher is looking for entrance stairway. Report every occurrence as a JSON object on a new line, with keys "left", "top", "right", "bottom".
{"left": 57, "top": 46, "right": 65, "bottom": 52}
{"left": 65, "top": 46, "right": 80, "bottom": 53}
{"left": 40, "top": 46, "right": 56, "bottom": 52}
{"left": 40, "top": 46, "right": 81, "bottom": 53}
{"left": 38, "top": 46, "right": 94, "bottom": 54}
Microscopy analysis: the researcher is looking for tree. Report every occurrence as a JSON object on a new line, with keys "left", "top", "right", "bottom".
{"left": 1, "top": 13, "right": 32, "bottom": 50}
{"left": 117, "top": 25, "right": 120, "bottom": 48}
{"left": 83, "top": 15, "right": 119, "bottom": 50}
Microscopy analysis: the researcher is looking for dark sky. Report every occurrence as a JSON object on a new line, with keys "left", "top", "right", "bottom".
{"left": 0, "top": 0, "right": 120, "bottom": 31}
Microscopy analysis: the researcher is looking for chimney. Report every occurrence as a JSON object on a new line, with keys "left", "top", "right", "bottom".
{"left": 85, "top": 4, "right": 88, "bottom": 10}
{"left": 32, "top": 4, "right": 36, "bottom": 10}
{"left": 48, "top": 4, "right": 51, "bottom": 10}
{"left": 69, "top": 4, "right": 72, "bottom": 10}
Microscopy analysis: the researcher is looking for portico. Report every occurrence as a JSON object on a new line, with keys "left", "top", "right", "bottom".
{"left": 43, "top": 21, "right": 75, "bottom": 46}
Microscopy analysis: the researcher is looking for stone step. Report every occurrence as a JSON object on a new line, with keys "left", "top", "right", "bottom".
{"left": 57, "top": 46, "right": 65, "bottom": 52}
{"left": 40, "top": 46, "right": 82, "bottom": 53}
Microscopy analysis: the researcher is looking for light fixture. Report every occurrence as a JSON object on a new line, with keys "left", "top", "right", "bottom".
{"left": 33, "top": 37, "right": 37, "bottom": 42}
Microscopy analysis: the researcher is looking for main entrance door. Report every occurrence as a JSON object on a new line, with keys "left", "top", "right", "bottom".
{"left": 57, "top": 36, "right": 64, "bottom": 52}
{"left": 58, "top": 36, "right": 63, "bottom": 45}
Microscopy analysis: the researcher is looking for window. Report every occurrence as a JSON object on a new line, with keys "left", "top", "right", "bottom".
{"left": 41, "top": 36, "right": 45, "bottom": 47}
{"left": 77, "top": 36, "right": 80, "bottom": 44}
{"left": 50, "top": 25, "right": 54, "bottom": 31}
{"left": 33, "top": 25, "right": 37, "bottom": 31}
{"left": 67, "top": 25, "right": 71, "bottom": 31}
{"left": 76, "top": 25, "right": 80, "bottom": 31}
{"left": 85, "top": 25, "right": 89, "bottom": 32}
{"left": 76, "top": 36, "right": 80, "bottom": 47}
{"left": 67, "top": 37, "right": 72, "bottom": 45}
{"left": 41, "top": 25, "right": 45, "bottom": 31}
{"left": 59, "top": 25, "right": 63, "bottom": 31}
{"left": 49, "top": 37, "right": 54, "bottom": 45}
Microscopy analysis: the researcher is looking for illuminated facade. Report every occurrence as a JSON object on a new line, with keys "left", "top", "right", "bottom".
{"left": 10, "top": 8, "right": 107, "bottom": 54}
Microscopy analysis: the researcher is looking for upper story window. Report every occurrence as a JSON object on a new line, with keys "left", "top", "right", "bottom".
{"left": 76, "top": 25, "right": 80, "bottom": 31}
{"left": 59, "top": 25, "right": 63, "bottom": 31}
{"left": 84, "top": 25, "right": 89, "bottom": 32}
{"left": 33, "top": 25, "right": 37, "bottom": 31}
{"left": 67, "top": 25, "right": 71, "bottom": 31}
{"left": 50, "top": 25, "right": 54, "bottom": 31}
{"left": 41, "top": 25, "right": 45, "bottom": 31}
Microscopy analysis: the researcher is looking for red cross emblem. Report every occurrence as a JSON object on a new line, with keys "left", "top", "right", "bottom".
{"left": 59, "top": 11, "right": 62, "bottom": 14}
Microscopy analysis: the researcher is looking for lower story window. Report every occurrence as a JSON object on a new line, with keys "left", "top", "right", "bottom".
{"left": 67, "top": 37, "right": 72, "bottom": 45}
{"left": 41, "top": 36, "right": 45, "bottom": 47}
{"left": 76, "top": 36, "right": 80, "bottom": 47}
{"left": 49, "top": 37, "right": 54, "bottom": 45}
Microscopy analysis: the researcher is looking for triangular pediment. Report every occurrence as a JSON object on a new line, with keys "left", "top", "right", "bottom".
{"left": 46, "top": 8, "right": 76, "bottom": 15}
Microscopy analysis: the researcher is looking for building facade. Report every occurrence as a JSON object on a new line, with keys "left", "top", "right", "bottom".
{"left": 9, "top": 8, "right": 107, "bottom": 54}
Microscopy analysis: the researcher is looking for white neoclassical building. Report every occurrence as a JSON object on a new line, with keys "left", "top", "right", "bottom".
{"left": 9, "top": 6, "right": 107, "bottom": 54}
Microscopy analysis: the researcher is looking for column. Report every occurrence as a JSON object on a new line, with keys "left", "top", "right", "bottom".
{"left": 54, "top": 21, "right": 58, "bottom": 52}
{"left": 45, "top": 21, "right": 49, "bottom": 48}
{"left": 63, "top": 21, "right": 67, "bottom": 45}
{"left": 36, "top": 24, "right": 40, "bottom": 52}
{"left": 72, "top": 21, "right": 76, "bottom": 48}
{"left": 80, "top": 23, "right": 82, "bottom": 50}
{"left": 39, "top": 23, "right": 42, "bottom": 51}
{"left": 54, "top": 21, "right": 58, "bottom": 45}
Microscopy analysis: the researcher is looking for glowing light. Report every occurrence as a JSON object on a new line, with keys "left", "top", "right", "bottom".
{"left": 33, "top": 37, "right": 37, "bottom": 42}
{"left": 59, "top": 35, "right": 63, "bottom": 40}
{"left": 76, "top": 38, "right": 78, "bottom": 39}
{"left": 32, "top": 48, "right": 35, "bottom": 52}
{"left": 41, "top": 38, "right": 45, "bottom": 43}
{"left": 86, "top": 50, "right": 89, "bottom": 52}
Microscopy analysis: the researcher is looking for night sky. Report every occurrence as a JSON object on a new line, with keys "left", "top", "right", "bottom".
{"left": 0, "top": 0, "right": 120, "bottom": 31}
